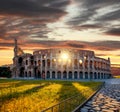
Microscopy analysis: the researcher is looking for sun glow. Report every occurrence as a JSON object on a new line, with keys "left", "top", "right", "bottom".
{"left": 61, "top": 53, "right": 69, "bottom": 61}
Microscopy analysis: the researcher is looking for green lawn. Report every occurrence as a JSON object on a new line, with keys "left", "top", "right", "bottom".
{"left": 0, "top": 79, "right": 102, "bottom": 112}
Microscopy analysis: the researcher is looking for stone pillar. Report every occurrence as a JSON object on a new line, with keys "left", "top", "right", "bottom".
{"left": 82, "top": 54, "right": 85, "bottom": 79}
{"left": 66, "top": 72, "right": 68, "bottom": 79}
{"left": 99, "top": 73, "right": 101, "bottom": 79}
{"left": 50, "top": 71, "right": 52, "bottom": 79}
{"left": 55, "top": 71, "right": 57, "bottom": 79}
{"left": 50, "top": 53, "right": 52, "bottom": 72}
{"left": 72, "top": 71, "right": 74, "bottom": 79}
{"left": 45, "top": 54, "right": 47, "bottom": 79}
{"left": 92, "top": 57, "right": 95, "bottom": 79}
{"left": 40, "top": 55, "right": 42, "bottom": 74}
{"left": 88, "top": 56, "right": 90, "bottom": 79}
{"left": 96, "top": 72, "right": 98, "bottom": 79}
{"left": 77, "top": 71, "right": 79, "bottom": 79}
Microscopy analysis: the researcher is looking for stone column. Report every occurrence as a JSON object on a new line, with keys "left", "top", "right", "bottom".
{"left": 77, "top": 54, "right": 79, "bottom": 79}
{"left": 66, "top": 72, "right": 68, "bottom": 79}
{"left": 72, "top": 71, "right": 74, "bottom": 79}
{"left": 55, "top": 71, "right": 57, "bottom": 79}
{"left": 45, "top": 54, "right": 47, "bottom": 79}
{"left": 96, "top": 72, "right": 98, "bottom": 79}
{"left": 88, "top": 56, "right": 90, "bottom": 79}
{"left": 40, "top": 55, "right": 42, "bottom": 74}
{"left": 92, "top": 57, "right": 95, "bottom": 79}
{"left": 82, "top": 54, "right": 85, "bottom": 79}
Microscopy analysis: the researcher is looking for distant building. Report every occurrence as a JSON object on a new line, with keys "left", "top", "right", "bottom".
{"left": 12, "top": 39, "right": 112, "bottom": 79}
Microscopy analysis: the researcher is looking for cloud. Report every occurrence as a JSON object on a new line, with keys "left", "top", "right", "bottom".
{"left": 0, "top": 47, "right": 10, "bottom": 50}
{"left": 0, "top": 0, "right": 67, "bottom": 17}
{"left": 0, "top": 0, "right": 69, "bottom": 42}
{"left": 65, "top": 0, "right": 120, "bottom": 35}
{"left": 105, "top": 28, "right": 120, "bottom": 36}
{"left": 14, "top": 40, "right": 120, "bottom": 51}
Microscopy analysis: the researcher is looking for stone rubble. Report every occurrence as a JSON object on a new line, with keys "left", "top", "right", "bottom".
{"left": 80, "top": 83, "right": 120, "bottom": 112}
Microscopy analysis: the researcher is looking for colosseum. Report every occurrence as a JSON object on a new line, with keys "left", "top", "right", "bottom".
{"left": 12, "top": 39, "right": 112, "bottom": 79}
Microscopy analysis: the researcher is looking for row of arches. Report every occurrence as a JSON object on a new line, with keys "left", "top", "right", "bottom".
{"left": 23, "top": 58, "right": 110, "bottom": 71}
{"left": 20, "top": 70, "right": 111, "bottom": 79}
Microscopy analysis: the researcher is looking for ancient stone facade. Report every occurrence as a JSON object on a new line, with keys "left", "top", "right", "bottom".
{"left": 12, "top": 40, "right": 112, "bottom": 79}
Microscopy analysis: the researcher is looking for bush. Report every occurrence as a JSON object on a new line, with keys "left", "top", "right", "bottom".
{"left": 0, "top": 67, "right": 12, "bottom": 78}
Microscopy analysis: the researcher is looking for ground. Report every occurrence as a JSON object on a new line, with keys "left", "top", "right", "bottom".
{"left": 0, "top": 79, "right": 102, "bottom": 112}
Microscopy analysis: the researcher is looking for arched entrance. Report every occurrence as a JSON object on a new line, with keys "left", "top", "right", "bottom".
{"left": 47, "top": 71, "right": 50, "bottom": 79}
{"left": 68, "top": 71, "right": 72, "bottom": 79}
{"left": 19, "top": 67, "right": 24, "bottom": 77}
{"left": 29, "top": 71, "right": 31, "bottom": 77}
{"left": 63, "top": 71, "right": 67, "bottom": 79}
{"left": 34, "top": 67, "right": 37, "bottom": 78}
{"left": 25, "top": 72, "right": 27, "bottom": 77}
{"left": 38, "top": 71, "right": 41, "bottom": 78}
{"left": 57, "top": 71, "right": 61, "bottom": 79}
{"left": 98, "top": 72, "right": 100, "bottom": 79}
{"left": 79, "top": 71, "right": 83, "bottom": 79}
{"left": 52, "top": 71, "right": 55, "bottom": 79}
{"left": 18, "top": 57, "right": 23, "bottom": 66}
{"left": 101, "top": 73, "right": 103, "bottom": 79}
{"left": 85, "top": 72, "right": 88, "bottom": 79}
{"left": 74, "top": 71, "right": 78, "bottom": 79}
{"left": 90, "top": 72, "right": 93, "bottom": 79}
{"left": 94, "top": 72, "right": 97, "bottom": 79}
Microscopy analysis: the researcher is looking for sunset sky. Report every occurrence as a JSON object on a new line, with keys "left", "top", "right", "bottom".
{"left": 0, "top": 0, "right": 120, "bottom": 66}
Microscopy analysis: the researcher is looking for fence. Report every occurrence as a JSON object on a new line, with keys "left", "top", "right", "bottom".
{"left": 41, "top": 94, "right": 85, "bottom": 112}
{"left": 41, "top": 82, "right": 104, "bottom": 112}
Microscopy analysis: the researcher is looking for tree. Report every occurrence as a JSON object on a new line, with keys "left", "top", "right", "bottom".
{"left": 0, "top": 67, "right": 12, "bottom": 78}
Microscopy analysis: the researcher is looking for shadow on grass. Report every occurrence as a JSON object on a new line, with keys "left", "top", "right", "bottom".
{"left": 0, "top": 82, "right": 50, "bottom": 105}
{"left": 45, "top": 81, "right": 102, "bottom": 112}
{"left": 46, "top": 81, "right": 86, "bottom": 112}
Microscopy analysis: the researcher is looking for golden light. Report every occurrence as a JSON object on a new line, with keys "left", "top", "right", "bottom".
{"left": 68, "top": 59, "right": 71, "bottom": 63}
{"left": 58, "top": 59, "right": 61, "bottom": 62}
{"left": 54, "top": 59, "right": 56, "bottom": 61}
{"left": 79, "top": 60, "right": 82, "bottom": 64}
{"left": 61, "top": 53, "right": 69, "bottom": 60}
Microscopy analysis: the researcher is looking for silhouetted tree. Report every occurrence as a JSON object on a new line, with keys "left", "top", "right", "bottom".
{"left": 0, "top": 67, "right": 12, "bottom": 78}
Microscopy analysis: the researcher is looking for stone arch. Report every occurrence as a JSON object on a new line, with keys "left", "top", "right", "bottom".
{"left": 42, "top": 60, "right": 45, "bottom": 67}
{"left": 79, "top": 71, "right": 83, "bottom": 79}
{"left": 101, "top": 73, "right": 103, "bottom": 79}
{"left": 63, "top": 71, "right": 67, "bottom": 79}
{"left": 85, "top": 72, "right": 88, "bottom": 79}
{"left": 74, "top": 71, "right": 78, "bottom": 79}
{"left": 47, "top": 71, "right": 50, "bottom": 79}
{"left": 90, "top": 72, "right": 93, "bottom": 79}
{"left": 25, "top": 71, "right": 27, "bottom": 77}
{"left": 57, "top": 71, "right": 61, "bottom": 79}
{"left": 94, "top": 72, "right": 97, "bottom": 79}
{"left": 68, "top": 71, "right": 72, "bottom": 79}
{"left": 104, "top": 73, "right": 106, "bottom": 79}
{"left": 38, "top": 60, "right": 41, "bottom": 66}
{"left": 19, "top": 67, "right": 24, "bottom": 77}
{"left": 52, "top": 71, "right": 55, "bottom": 79}
{"left": 29, "top": 71, "right": 31, "bottom": 77}
{"left": 18, "top": 57, "right": 23, "bottom": 66}
{"left": 47, "top": 59, "right": 50, "bottom": 67}
{"left": 34, "top": 67, "right": 37, "bottom": 78}
{"left": 74, "top": 59, "right": 78, "bottom": 69}
{"left": 90, "top": 60, "right": 92, "bottom": 69}
{"left": 98, "top": 72, "right": 100, "bottom": 79}
{"left": 26, "top": 60, "right": 28, "bottom": 65}
{"left": 38, "top": 70, "right": 41, "bottom": 78}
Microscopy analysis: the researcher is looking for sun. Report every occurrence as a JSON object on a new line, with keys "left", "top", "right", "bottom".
{"left": 61, "top": 53, "right": 69, "bottom": 60}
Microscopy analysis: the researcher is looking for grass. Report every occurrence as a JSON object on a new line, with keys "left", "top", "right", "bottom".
{"left": 0, "top": 79, "right": 102, "bottom": 112}
{"left": 114, "top": 76, "right": 120, "bottom": 78}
